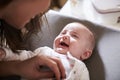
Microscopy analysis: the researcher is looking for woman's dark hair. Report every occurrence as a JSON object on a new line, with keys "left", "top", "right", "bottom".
{"left": 0, "top": 0, "right": 13, "bottom": 8}
{"left": 0, "top": 15, "right": 42, "bottom": 53}
{"left": 0, "top": 0, "right": 43, "bottom": 53}
{"left": 0, "top": 0, "right": 52, "bottom": 53}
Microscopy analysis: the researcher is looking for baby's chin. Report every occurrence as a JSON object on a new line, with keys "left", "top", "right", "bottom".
{"left": 55, "top": 48, "right": 68, "bottom": 55}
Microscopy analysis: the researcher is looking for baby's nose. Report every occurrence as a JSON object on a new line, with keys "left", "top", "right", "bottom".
{"left": 62, "top": 35, "right": 69, "bottom": 40}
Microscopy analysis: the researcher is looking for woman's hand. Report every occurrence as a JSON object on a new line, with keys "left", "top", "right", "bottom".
{"left": 15, "top": 54, "right": 66, "bottom": 80}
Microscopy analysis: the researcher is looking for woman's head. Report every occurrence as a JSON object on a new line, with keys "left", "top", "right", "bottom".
{"left": 0, "top": 0, "right": 51, "bottom": 52}
{"left": 0, "top": 0, "right": 51, "bottom": 29}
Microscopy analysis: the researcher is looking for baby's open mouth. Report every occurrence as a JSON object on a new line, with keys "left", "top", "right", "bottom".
{"left": 60, "top": 42, "right": 69, "bottom": 47}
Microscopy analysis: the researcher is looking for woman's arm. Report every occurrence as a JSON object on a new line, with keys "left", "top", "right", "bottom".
{"left": 0, "top": 60, "right": 20, "bottom": 76}
{"left": 0, "top": 55, "right": 66, "bottom": 80}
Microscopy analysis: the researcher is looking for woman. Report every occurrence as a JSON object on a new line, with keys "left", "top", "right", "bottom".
{"left": 0, "top": 0, "right": 65, "bottom": 80}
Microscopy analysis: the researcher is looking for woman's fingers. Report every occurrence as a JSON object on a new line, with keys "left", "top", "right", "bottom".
{"left": 37, "top": 71, "right": 54, "bottom": 79}
{"left": 44, "top": 57, "right": 61, "bottom": 80}
{"left": 38, "top": 55, "right": 65, "bottom": 80}
{"left": 49, "top": 57, "right": 66, "bottom": 79}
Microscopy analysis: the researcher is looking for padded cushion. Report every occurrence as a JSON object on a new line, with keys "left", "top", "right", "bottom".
{"left": 27, "top": 10, "right": 120, "bottom": 80}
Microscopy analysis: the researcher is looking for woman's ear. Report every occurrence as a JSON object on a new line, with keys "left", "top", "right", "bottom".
{"left": 80, "top": 50, "right": 92, "bottom": 60}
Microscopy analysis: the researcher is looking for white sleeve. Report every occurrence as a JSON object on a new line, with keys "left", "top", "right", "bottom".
{"left": 2, "top": 47, "right": 34, "bottom": 61}
{"left": 33, "top": 46, "right": 55, "bottom": 56}
{"left": 80, "top": 64, "right": 90, "bottom": 80}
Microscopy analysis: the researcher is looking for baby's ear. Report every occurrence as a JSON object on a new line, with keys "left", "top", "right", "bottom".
{"left": 80, "top": 50, "right": 92, "bottom": 60}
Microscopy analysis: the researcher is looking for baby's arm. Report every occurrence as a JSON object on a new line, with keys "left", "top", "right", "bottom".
{"left": 67, "top": 56, "right": 90, "bottom": 80}
{"left": 0, "top": 47, "right": 35, "bottom": 61}
{"left": 70, "top": 60, "right": 90, "bottom": 80}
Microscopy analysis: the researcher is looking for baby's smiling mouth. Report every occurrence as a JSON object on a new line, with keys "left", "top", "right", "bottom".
{"left": 60, "top": 42, "right": 69, "bottom": 47}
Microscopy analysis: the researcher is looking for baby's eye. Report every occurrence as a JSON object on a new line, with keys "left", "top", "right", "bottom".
{"left": 71, "top": 34, "right": 79, "bottom": 38}
{"left": 61, "top": 32, "right": 65, "bottom": 34}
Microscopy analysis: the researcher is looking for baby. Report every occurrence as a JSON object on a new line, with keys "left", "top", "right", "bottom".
{"left": 0, "top": 22, "right": 95, "bottom": 80}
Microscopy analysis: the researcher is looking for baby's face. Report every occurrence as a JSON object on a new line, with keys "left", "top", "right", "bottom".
{"left": 53, "top": 23, "right": 92, "bottom": 60}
